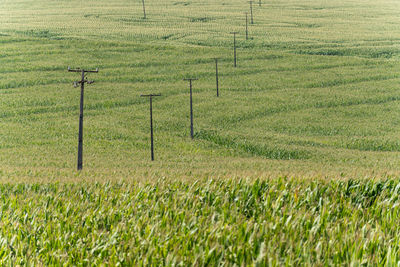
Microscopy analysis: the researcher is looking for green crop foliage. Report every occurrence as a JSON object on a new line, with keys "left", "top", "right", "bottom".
{"left": 1, "top": 0, "right": 400, "bottom": 264}
{"left": 0, "top": 179, "right": 400, "bottom": 265}
{"left": 0, "top": 0, "right": 399, "bottom": 180}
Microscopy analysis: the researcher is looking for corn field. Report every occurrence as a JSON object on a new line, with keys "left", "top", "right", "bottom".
{"left": 1, "top": 178, "right": 400, "bottom": 265}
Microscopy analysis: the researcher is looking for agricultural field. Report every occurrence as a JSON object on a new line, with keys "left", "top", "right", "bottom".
{"left": 2, "top": 178, "right": 400, "bottom": 265}
{"left": 1, "top": 0, "right": 400, "bottom": 264}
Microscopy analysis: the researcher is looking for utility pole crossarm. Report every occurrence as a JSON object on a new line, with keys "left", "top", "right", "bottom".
{"left": 141, "top": 94, "right": 162, "bottom": 97}
{"left": 68, "top": 67, "right": 99, "bottom": 73}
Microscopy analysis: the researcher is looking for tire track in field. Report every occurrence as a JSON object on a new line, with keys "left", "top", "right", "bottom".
{"left": 0, "top": 83, "right": 181, "bottom": 120}
{"left": 0, "top": 60, "right": 385, "bottom": 91}
{"left": 305, "top": 73, "right": 400, "bottom": 89}
{"left": 219, "top": 71, "right": 399, "bottom": 93}
{"left": 195, "top": 130, "right": 311, "bottom": 160}
{"left": 0, "top": 98, "right": 143, "bottom": 120}
{"left": 214, "top": 95, "right": 400, "bottom": 127}
{"left": 0, "top": 53, "right": 279, "bottom": 75}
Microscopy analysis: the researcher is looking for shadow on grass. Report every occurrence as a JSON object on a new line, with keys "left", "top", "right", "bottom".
{"left": 195, "top": 130, "right": 310, "bottom": 160}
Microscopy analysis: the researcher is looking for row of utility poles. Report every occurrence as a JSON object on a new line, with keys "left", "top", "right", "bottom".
{"left": 140, "top": 0, "right": 258, "bottom": 43}
{"left": 67, "top": 56, "right": 223, "bottom": 169}
{"left": 67, "top": 61, "right": 213, "bottom": 169}
{"left": 140, "top": 0, "right": 260, "bottom": 68}
{"left": 140, "top": 0, "right": 261, "bottom": 20}
{"left": 233, "top": 0, "right": 263, "bottom": 67}
{"left": 68, "top": 33, "right": 250, "bottom": 169}
{"left": 68, "top": 0, "right": 262, "bottom": 170}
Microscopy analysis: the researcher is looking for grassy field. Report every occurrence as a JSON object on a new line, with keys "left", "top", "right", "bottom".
{"left": 0, "top": 0, "right": 400, "bottom": 180}
{"left": 1, "top": 0, "right": 400, "bottom": 264}
{"left": 2, "top": 178, "right": 400, "bottom": 265}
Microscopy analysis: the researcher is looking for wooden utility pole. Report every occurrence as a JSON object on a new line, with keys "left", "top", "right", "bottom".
{"left": 68, "top": 67, "right": 98, "bottom": 171}
{"left": 140, "top": 94, "right": 161, "bottom": 161}
{"left": 142, "top": 0, "right": 146, "bottom": 19}
{"left": 245, "top": 12, "right": 249, "bottom": 40}
{"left": 183, "top": 78, "right": 198, "bottom": 139}
{"left": 215, "top": 58, "right": 219, "bottom": 97}
{"left": 249, "top": 1, "right": 254, "bottom": 24}
{"left": 230, "top": 32, "right": 238, "bottom": 67}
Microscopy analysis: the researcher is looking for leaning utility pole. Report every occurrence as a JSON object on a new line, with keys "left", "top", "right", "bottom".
{"left": 141, "top": 94, "right": 161, "bottom": 161}
{"left": 142, "top": 0, "right": 146, "bottom": 19}
{"left": 183, "top": 78, "right": 198, "bottom": 139}
{"left": 68, "top": 67, "right": 98, "bottom": 171}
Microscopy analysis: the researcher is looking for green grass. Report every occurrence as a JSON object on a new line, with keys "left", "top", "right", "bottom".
{"left": 2, "top": 178, "right": 400, "bottom": 265}
{"left": 1, "top": 0, "right": 400, "bottom": 264}
{"left": 0, "top": 0, "right": 400, "bottom": 179}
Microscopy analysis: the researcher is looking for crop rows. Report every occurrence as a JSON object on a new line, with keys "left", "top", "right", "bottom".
{"left": 0, "top": 0, "right": 399, "bottom": 177}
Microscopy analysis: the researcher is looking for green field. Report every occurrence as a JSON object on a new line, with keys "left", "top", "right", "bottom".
{"left": 2, "top": 178, "right": 400, "bottom": 265}
{"left": 1, "top": 0, "right": 400, "bottom": 264}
